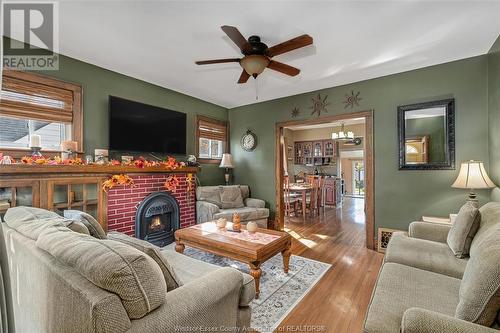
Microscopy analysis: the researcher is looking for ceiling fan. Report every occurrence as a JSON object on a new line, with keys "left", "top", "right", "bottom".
{"left": 195, "top": 26, "right": 313, "bottom": 84}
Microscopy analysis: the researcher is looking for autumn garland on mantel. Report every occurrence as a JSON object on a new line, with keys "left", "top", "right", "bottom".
{"left": 100, "top": 156, "right": 191, "bottom": 192}
{"left": 102, "top": 174, "right": 135, "bottom": 192}
{"left": 14, "top": 155, "right": 187, "bottom": 169}
{"left": 20, "top": 156, "right": 84, "bottom": 165}
{"left": 7, "top": 154, "right": 193, "bottom": 194}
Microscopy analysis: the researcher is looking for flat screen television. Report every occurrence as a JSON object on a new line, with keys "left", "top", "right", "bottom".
{"left": 109, "top": 96, "right": 186, "bottom": 154}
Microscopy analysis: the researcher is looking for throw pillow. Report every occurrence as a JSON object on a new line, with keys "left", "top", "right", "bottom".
{"left": 220, "top": 185, "right": 244, "bottom": 209}
{"left": 63, "top": 210, "right": 107, "bottom": 239}
{"left": 63, "top": 219, "right": 90, "bottom": 235}
{"left": 447, "top": 202, "right": 481, "bottom": 258}
{"left": 107, "top": 231, "right": 179, "bottom": 291}
{"left": 36, "top": 226, "right": 166, "bottom": 319}
{"left": 197, "top": 187, "right": 223, "bottom": 208}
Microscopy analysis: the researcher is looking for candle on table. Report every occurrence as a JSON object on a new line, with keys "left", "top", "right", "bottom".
{"left": 29, "top": 134, "right": 41, "bottom": 148}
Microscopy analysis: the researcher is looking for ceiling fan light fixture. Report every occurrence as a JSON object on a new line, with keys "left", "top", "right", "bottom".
{"left": 240, "top": 54, "right": 270, "bottom": 76}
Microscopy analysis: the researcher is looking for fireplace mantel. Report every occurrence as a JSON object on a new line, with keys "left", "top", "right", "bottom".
{"left": 0, "top": 164, "right": 199, "bottom": 176}
{"left": 0, "top": 165, "right": 198, "bottom": 233}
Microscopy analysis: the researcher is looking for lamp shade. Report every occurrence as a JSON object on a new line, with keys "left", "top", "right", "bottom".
{"left": 219, "top": 153, "right": 234, "bottom": 168}
{"left": 451, "top": 160, "right": 496, "bottom": 189}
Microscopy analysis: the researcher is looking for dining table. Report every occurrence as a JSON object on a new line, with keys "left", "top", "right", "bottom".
{"left": 287, "top": 182, "right": 313, "bottom": 219}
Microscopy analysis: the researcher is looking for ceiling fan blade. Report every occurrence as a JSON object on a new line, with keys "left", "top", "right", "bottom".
{"left": 195, "top": 58, "right": 240, "bottom": 65}
{"left": 267, "top": 34, "right": 313, "bottom": 57}
{"left": 237, "top": 70, "right": 250, "bottom": 84}
{"left": 267, "top": 60, "right": 300, "bottom": 76}
{"left": 221, "top": 25, "right": 250, "bottom": 53}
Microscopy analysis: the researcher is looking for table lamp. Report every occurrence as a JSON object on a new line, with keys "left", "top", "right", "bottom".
{"left": 451, "top": 160, "right": 496, "bottom": 206}
{"left": 219, "top": 153, "right": 234, "bottom": 185}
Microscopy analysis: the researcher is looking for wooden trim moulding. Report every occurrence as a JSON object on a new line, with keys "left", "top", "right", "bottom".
{"left": 275, "top": 110, "right": 376, "bottom": 250}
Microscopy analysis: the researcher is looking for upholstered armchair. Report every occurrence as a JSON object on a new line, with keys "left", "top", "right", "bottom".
{"left": 196, "top": 185, "right": 269, "bottom": 228}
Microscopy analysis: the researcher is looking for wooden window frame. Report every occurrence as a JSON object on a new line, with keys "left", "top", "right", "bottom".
{"left": 195, "top": 115, "right": 229, "bottom": 164}
{"left": 0, "top": 69, "right": 83, "bottom": 158}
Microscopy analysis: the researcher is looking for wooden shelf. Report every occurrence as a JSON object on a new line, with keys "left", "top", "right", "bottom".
{"left": 0, "top": 164, "right": 199, "bottom": 176}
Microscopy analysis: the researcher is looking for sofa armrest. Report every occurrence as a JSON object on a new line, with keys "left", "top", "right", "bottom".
{"left": 196, "top": 201, "right": 220, "bottom": 223}
{"left": 402, "top": 308, "right": 498, "bottom": 333}
{"left": 245, "top": 198, "right": 265, "bottom": 208}
{"left": 128, "top": 267, "right": 245, "bottom": 332}
{"left": 408, "top": 221, "right": 451, "bottom": 243}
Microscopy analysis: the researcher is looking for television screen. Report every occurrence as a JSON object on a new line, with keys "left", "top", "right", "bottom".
{"left": 109, "top": 96, "right": 186, "bottom": 154}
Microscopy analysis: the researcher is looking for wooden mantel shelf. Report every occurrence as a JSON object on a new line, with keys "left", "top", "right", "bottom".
{"left": 0, "top": 164, "right": 199, "bottom": 176}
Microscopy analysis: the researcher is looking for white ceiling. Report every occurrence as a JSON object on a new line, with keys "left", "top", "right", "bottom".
{"left": 5, "top": 1, "right": 500, "bottom": 108}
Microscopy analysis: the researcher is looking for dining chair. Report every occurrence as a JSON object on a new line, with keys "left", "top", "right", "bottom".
{"left": 284, "top": 176, "right": 300, "bottom": 217}
{"left": 317, "top": 176, "right": 326, "bottom": 212}
{"left": 298, "top": 175, "right": 320, "bottom": 217}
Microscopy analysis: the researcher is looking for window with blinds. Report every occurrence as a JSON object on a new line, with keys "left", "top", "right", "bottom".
{"left": 196, "top": 115, "right": 229, "bottom": 162}
{"left": 0, "top": 70, "right": 83, "bottom": 155}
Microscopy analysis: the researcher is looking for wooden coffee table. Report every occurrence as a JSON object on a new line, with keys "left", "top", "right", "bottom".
{"left": 175, "top": 222, "right": 292, "bottom": 299}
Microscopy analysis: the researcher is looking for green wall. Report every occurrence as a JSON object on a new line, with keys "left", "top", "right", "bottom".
{"left": 229, "top": 56, "right": 490, "bottom": 232}
{"left": 405, "top": 116, "right": 446, "bottom": 163}
{"left": 489, "top": 35, "right": 500, "bottom": 201}
{"left": 2, "top": 38, "right": 228, "bottom": 185}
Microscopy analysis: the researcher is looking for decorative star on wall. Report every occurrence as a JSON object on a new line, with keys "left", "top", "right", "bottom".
{"left": 291, "top": 107, "right": 300, "bottom": 118}
{"left": 309, "top": 94, "right": 330, "bottom": 117}
{"left": 343, "top": 90, "right": 362, "bottom": 109}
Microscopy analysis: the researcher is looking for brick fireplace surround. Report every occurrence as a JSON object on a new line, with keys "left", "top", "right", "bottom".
{"left": 106, "top": 173, "right": 196, "bottom": 236}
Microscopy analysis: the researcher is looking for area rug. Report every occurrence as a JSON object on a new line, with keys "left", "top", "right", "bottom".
{"left": 176, "top": 246, "right": 331, "bottom": 332}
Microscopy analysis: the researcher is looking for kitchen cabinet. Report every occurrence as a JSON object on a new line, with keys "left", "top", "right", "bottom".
{"left": 313, "top": 141, "right": 323, "bottom": 157}
{"left": 324, "top": 177, "right": 343, "bottom": 206}
{"left": 324, "top": 178, "right": 335, "bottom": 205}
{"left": 323, "top": 140, "right": 336, "bottom": 157}
{"left": 294, "top": 139, "right": 337, "bottom": 165}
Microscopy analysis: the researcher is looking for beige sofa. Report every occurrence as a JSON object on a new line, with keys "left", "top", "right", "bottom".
{"left": 0, "top": 206, "right": 255, "bottom": 333}
{"left": 196, "top": 185, "right": 269, "bottom": 228}
{"left": 363, "top": 202, "right": 500, "bottom": 333}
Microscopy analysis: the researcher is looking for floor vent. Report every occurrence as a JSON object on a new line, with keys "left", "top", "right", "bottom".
{"left": 377, "top": 228, "right": 402, "bottom": 253}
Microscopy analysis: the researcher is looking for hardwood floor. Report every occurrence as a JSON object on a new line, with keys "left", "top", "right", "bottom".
{"left": 277, "top": 197, "right": 383, "bottom": 333}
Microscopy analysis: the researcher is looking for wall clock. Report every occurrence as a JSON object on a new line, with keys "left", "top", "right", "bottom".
{"left": 241, "top": 130, "right": 257, "bottom": 151}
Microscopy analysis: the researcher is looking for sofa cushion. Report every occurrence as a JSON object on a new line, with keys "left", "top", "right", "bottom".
{"left": 213, "top": 207, "right": 269, "bottom": 222}
{"left": 4, "top": 207, "right": 66, "bottom": 240}
{"left": 364, "top": 263, "right": 461, "bottom": 333}
{"left": 4, "top": 206, "right": 61, "bottom": 224}
{"left": 160, "top": 249, "right": 255, "bottom": 307}
{"left": 63, "top": 210, "right": 107, "bottom": 239}
{"left": 220, "top": 185, "right": 245, "bottom": 209}
{"left": 447, "top": 202, "right": 480, "bottom": 258}
{"left": 36, "top": 226, "right": 167, "bottom": 319}
{"left": 470, "top": 202, "right": 500, "bottom": 256}
{"left": 385, "top": 232, "right": 468, "bottom": 279}
{"left": 107, "top": 231, "right": 180, "bottom": 291}
{"left": 197, "top": 186, "right": 223, "bottom": 208}
{"left": 244, "top": 198, "right": 265, "bottom": 209}
{"left": 456, "top": 225, "right": 500, "bottom": 326}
